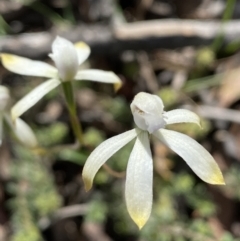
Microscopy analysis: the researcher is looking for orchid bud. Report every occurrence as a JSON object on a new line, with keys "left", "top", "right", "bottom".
{"left": 0, "top": 86, "right": 10, "bottom": 112}
{"left": 130, "top": 92, "right": 166, "bottom": 133}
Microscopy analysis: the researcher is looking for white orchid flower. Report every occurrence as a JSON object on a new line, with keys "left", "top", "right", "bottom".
{"left": 1, "top": 36, "right": 122, "bottom": 121}
{"left": 82, "top": 92, "right": 225, "bottom": 229}
{"left": 0, "top": 85, "right": 38, "bottom": 148}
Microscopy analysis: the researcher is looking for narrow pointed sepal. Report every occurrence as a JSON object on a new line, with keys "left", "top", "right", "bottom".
{"left": 1, "top": 54, "right": 57, "bottom": 78}
{"left": 114, "top": 81, "right": 122, "bottom": 92}
{"left": 0, "top": 114, "right": 3, "bottom": 145}
{"left": 154, "top": 129, "right": 225, "bottom": 185}
{"left": 125, "top": 131, "right": 153, "bottom": 229}
{"left": 14, "top": 118, "right": 38, "bottom": 148}
{"left": 11, "top": 79, "right": 61, "bottom": 121}
{"left": 82, "top": 129, "right": 138, "bottom": 191}
{"left": 0, "top": 86, "right": 10, "bottom": 111}
{"left": 164, "top": 109, "right": 201, "bottom": 127}
{"left": 74, "top": 70, "right": 122, "bottom": 90}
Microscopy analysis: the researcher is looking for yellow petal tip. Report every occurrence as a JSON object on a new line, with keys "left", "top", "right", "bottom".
{"left": 208, "top": 171, "right": 225, "bottom": 185}
{"left": 133, "top": 217, "right": 147, "bottom": 230}
{"left": 213, "top": 179, "right": 225, "bottom": 185}
{"left": 11, "top": 111, "right": 17, "bottom": 124}
{"left": 114, "top": 81, "right": 122, "bottom": 92}
{"left": 82, "top": 176, "right": 92, "bottom": 192}
{"left": 129, "top": 212, "right": 148, "bottom": 230}
{"left": 74, "top": 41, "right": 90, "bottom": 50}
{"left": 1, "top": 53, "right": 15, "bottom": 65}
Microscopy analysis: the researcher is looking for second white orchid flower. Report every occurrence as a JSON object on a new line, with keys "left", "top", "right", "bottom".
{"left": 1, "top": 36, "right": 121, "bottom": 121}
{"left": 82, "top": 92, "right": 225, "bottom": 229}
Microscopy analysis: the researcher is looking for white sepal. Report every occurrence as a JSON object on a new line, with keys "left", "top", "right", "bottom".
{"left": 11, "top": 79, "right": 61, "bottom": 121}
{"left": 49, "top": 36, "right": 79, "bottom": 81}
{"left": 125, "top": 131, "right": 153, "bottom": 229}
{"left": 164, "top": 109, "right": 201, "bottom": 127}
{"left": 74, "top": 41, "right": 91, "bottom": 65}
{"left": 82, "top": 129, "right": 138, "bottom": 191}
{"left": 1, "top": 54, "right": 57, "bottom": 78}
{"left": 14, "top": 118, "right": 38, "bottom": 148}
{"left": 153, "top": 129, "right": 225, "bottom": 185}
{"left": 74, "top": 69, "right": 122, "bottom": 91}
{"left": 130, "top": 92, "right": 165, "bottom": 133}
{"left": 0, "top": 114, "right": 3, "bottom": 145}
{"left": 0, "top": 86, "right": 10, "bottom": 111}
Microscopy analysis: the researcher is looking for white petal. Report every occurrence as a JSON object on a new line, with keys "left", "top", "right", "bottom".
{"left": 164, "top": 109, "right": 201, "bottom": 127}
{"left": 0, "top": 114, "right": 3, "bottom": 145}
{"left": 1, "top": 54, "right": 57, "bottom": 78}
{"left": 0, "top": 86, "right": 10, "bottom": 111}
{"left": 49, "top": 36, "right": 78, "bottom": 81}
{"left": 11, "top": 79, "right": 61, "bottom": 121}
{"left": 153, "top": 129, "right": 225, "bottom": 185}
{"left": 125, "top": 131, "right": 152, "bottom": 229}
{"left": 74, "top": 41, "right": 91, "bottom": 65}
{"left": 130, "top": 92, "right": 165, "bottom": 133}
{"left": 82, "top": 129, "right": 138, "bottom": 191}
{"left": 13, "top": 118, "right": 38, "bottom": 148}
{"left": 74, "top": 69, "right": 122, "bottom": 91}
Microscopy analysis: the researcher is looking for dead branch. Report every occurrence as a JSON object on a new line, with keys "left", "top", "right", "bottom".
{"left": 1, "top": 20, "right": 240, "bottom": 58}
{"left": 186, "top": 105, "right": 240, "bottom": 124}
{"left": 38, "top": 204, "right": 89, "bottom": 230}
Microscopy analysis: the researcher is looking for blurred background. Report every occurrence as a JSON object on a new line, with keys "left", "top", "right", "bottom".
{"left": 1, "top": 0, "right": 240, "bottom": 240}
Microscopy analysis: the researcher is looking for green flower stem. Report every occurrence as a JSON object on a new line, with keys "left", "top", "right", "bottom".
{"left": 62, "top": 81, "right": 84, "bottom": 145}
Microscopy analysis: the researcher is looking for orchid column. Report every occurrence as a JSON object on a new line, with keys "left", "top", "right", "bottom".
{"left": 1, "top": 36, "right": 122, "bottom": 145}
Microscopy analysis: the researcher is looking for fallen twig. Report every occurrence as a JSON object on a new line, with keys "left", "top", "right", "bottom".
{"left": 1, "top": 20, "right": 240, "bottom": 58}
{"left": 38, "top": 204, "right": 89, "bottom": 230}
{"left": 186, "top": 105, "right": 240, "bottom": 124}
